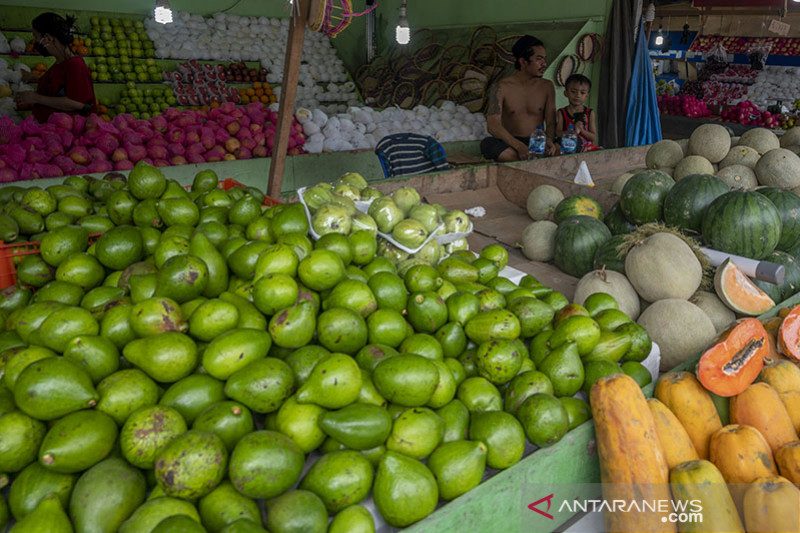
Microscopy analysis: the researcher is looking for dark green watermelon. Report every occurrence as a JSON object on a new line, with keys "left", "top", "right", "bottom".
{"left": 702, "top": 190, "right": 781, "bottom": 260}
{"left": 593, "top": 234, "right": 627, "bottom": 274}
{"left": 662, "top": 174, "right": 729, "bottom": 234}
{"left": 619, "top": 170, "right": 675, "bottom": 225}
{"left": 553, "top": 215, "right": 612, "bottom": 278}
{"left": 752, "top": 250, "right": 800, "bottom": 302}
{"left": 553, "top": 195, "right": 604, "bottom": 224}
{"left": 604, "top": 203, "right": 636, "bottom": 235}
{"left": 756, "top": 187, "right": 800, "bottom": 251}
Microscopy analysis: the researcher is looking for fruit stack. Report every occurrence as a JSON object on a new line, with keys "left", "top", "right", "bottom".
{"left": 0, "top": 163, "right": 650, "bottom": 531}
{"left": 591, "top": 303, "right": 800, "bottom": 532}
{"left": 237, "top": 82, "right": 276, "bottom": 106}
{"left": 164, "top": 60, "right": 240, "bottom": 106}
{"left": 222, "top": 62, "right": 267, "bottom": 83}
{"left": 86, "top": 16, "right": 156, "bottom": 59}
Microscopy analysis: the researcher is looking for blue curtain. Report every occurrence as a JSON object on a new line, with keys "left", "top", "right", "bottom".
{"left": 625, "top": 19, "right": 662, "bottom": 147}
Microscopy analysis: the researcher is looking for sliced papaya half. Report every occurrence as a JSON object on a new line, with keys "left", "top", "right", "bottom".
{"left": 697, "top": 318, "right": 769, "bottom": 397}
{"left": 779, "top": 305, "right": 800, "bottom": 363}
{"left": 714, "top": 258, "right": 775, "bottom": 316}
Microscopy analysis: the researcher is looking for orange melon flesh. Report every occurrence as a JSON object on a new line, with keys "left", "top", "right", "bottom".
{"left": 697, "top": 318, "right": 769, "bottom": 397}
{"left": 714, "top": 258, "right": 775, "bottom": 316}
{"left": 779, "top": 305, "right": 800, "bottom": 363}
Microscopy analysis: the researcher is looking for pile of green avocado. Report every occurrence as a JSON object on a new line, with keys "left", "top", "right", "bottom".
{"left": 0, "top": 162, "right": 652, "bottom": 533}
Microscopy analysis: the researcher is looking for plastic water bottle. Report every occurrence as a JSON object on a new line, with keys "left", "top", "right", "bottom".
{"left": 528, "top": 126, "right": 546, "bottom": 159}
{"left": 561, "top": 124, "right": 578, "bottom": 154}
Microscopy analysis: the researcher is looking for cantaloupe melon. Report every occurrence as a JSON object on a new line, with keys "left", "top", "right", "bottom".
{"left": 573, "top": 268, "right": 641, "bottom": 320}
{"left": 739, "top": 128, "right": 780, "bottom": 155}
{"left": 717, "top": 165, "right": 758, "bottom": 190}
{"left": 720, "top": 145, "right": 760, "bottom": 170}
{"left": 690, "top": 290, "right": 737, "bottom": 333}
{"left": 611, "top": 172, "right": 636, "bottom": 194}
{"left": 520, "top": 220, "right": 558, "bottom": 262}
{"left": 526, "top": 184, "right": 564, "bottom": 221}
{"left": 688, "top": 124, "right": 732, "bottom": 163}
{"left": 675, "top": 156, "right": 714, "bottom": 180}
{"left": 714, "top": 258, "right": 775, "bottom": 316}
{"left": 731, "top": 136, "right": 740, "bottom": 147}
{"left": 786, "top": 145, "right": 800, "bottom": 156}
{"left": 780, "top": 127, "right": 800, "bottom": 148}
{"left": 638, "top": 299, "right": 717, "bottom": 371}
{"left": 755, "top": 148, "right": 800, "bottom": 189}
{"left": 646, "top": 140, "right": 684, "bottom": 170}
{"left": 625, "top": 232, "right": 703, "bottom": 302}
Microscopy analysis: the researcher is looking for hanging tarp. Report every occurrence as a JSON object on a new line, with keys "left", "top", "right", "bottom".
{"left": 625, "top": 18, "right": 662, "bottom": 147}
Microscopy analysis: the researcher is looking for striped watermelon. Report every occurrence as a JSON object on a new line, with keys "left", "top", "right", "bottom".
{"left": 593, "top": 234, "right": 627, "bottom": 274}
{"left": 604, "top": 203, "right": 636, "bottom": 235}
{"left": 553, "top": 195, "right": 604, "bottom": 224}
{"left": 662, "top": 174, "right": 729, "bottom": 233}
{"left": 752, "top": 250, "right": 800, "bottom": 302}
{"left": 701, "top": 190, "right": 781, "bottom": 260}
{"left": 619, "top": 170, "right": 675, "bottom": 224}
{"left": 553, "top": 215, "right": 612, "bottom": 278}
{"left": 757, "top": 187, "right": 800, "bottom": 251}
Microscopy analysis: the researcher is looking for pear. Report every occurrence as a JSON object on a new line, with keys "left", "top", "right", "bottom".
{"left": 296, "top": 353, "right": 362, "bottom": 409}
{"left": 427, "top": 440, "right": 488, "bottom": 500}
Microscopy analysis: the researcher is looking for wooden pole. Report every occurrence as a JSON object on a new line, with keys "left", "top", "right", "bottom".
{"left": 268, "top": 0, "right": 309, "bottom": 199}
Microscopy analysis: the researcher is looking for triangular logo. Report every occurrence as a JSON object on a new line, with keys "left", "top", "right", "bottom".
{"left": 528, "top": 494, "right": 555, "bottom": 520}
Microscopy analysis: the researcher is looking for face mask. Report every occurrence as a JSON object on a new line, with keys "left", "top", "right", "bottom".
{"left": 34, "top": 41, "right": 51, "bottom": 57}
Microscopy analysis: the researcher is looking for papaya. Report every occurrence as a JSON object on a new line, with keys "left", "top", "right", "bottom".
{"left": 730, "top": 382, "right": 798, "bottom": 453}
{"left": 708, "top": 424, "right": 777, "bottom": 510}
{"left": 742, "top": 476, "right": 800, "bottom": 533}
{"left": 759, "top": 358, "right": 800, "bottom": 433}
{"left": 590, "top": 374, "right": 674, "bottom": 532}
{"left": 775, "top": 441, "right": 800, "bottom": 484}
{"left": 669, "top": 459, "right": 745, "bottom": 533}
{"left": 646, "top": 398, "right": 699, "bottom": 469}
{"left": 655, "top": 372, "right": 722, "bottom": 459}
{"left": 696, "top": 318, "right": 768, "bottom": 398}
{"left": 778, "top": 305, "right": 800, "bottom": 363}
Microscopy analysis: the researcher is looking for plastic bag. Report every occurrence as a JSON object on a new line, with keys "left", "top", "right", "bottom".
{"left": 704, "top": 42, "right": 729, "bottom": 66}
{"left": 573, "top": 161, "right": 595, "bottom": 187}
{"left": 747, "top": 41, "right": 772, "bottom": 71}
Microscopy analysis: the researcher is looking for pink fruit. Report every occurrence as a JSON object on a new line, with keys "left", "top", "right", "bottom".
{"left": 186, "top": 143, "right": 205, "bottom": 156}
{"left": 226, "top": 121, "right": 241, "bottom": 136}
{"left": 147, "top": 137, "right": 169, "bottom": 149}
{"left": 44, "top": 138, "right": 63, "bottom": 157}
{"left": 141, "top": 158, "right": 154, "bottom": 166}
{"left": 225, "top": 138, "right": 241, "bottom": 153}
{"left": 201, "top": 135, "right": 215, "bottom": 150}
{"left": 214, "top": 129, "right": 230, "bottom": 145}
{"left": 53, "top": 155, "right": 76, "bottom": 174}
{"left": 68, "top": 146, "right": 91, "bottom": 165}
{"left": 254, "top": 132, "right": 266, "bottom": 146}
{"left": 241, "top": 137, "right": 257, "bottom": 151}
{"left": 125, "top": 144, "right": 147, "bottom": 163}
{"left": 234, "top": 147, "right": 252, "bottom": 160}
{"left": 111, "top": 148, "right": 129, "bottom": 162}
{"left": 0, "top": 168, "right": 18, "bottom": 183}
{"left": 89, "top": 147, "right": 107, "bottom": 162}
{"left": 167, "top": 128, "right": 186, "bottom": 144}
{"left": 151, "top": 115, "right": 168, "bottom": 132}
{"left": 253, "top": 146, "right": 268, "bottom": 158}
{"left": 185, "top": 130, "right": 200, "bottom": 145}
{"left": 96, "top": 133, "right": 119, "bottom": 155}
{"left": 33, "top": 163, "right": 62, "bottom": 179}
{"left": 167, "top": 143, "right": 186, "bottom": 157}
{"left": 171, "top": 155, "right": 188, "bottom": 165}
{"left": 237, "top": 127, "right": 253, "bottom": 141}
{"left": 148, "top": 145, "right": 169, "bottom": 160}
{"left": 72, "top": 115, "right": 87, "bottom": 135}
{"left": 153, "top": 159, "right": 170, "bottom": 167}
{"left": 120, "top": 129, "right": 145, "bottom": 146}
{"left": 26, "top": 149, "right": 51, "bottom": 165}
{"left": 135, "top": 127, "right": 155, "bottom": 142}
{"left": 186, "top": 153, "right": 205, "bottom": 164}
{"left": 87, "top": 160, "right": 112, "bottom": 174}
{"left": 114, "top": 159, "right": 135, "bottom": 171}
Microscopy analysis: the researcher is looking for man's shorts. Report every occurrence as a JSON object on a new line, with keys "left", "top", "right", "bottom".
{"left": 480, "top": 136, "right": 529, "bottom": 161}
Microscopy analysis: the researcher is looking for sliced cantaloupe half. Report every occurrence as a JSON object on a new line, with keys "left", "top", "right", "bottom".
{"left": 779, "top": 305, "right": 800, "bottom": 363}
{"left": 714, "top": 258, "right": 775, "bottom": 316}
{"left": 697, "top": 318, "right": 769, "bottom": 397}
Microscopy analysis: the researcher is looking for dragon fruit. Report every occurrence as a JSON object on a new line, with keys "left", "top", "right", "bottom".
{"left": 114, "top": 159, "right": 134, "bottom": 171}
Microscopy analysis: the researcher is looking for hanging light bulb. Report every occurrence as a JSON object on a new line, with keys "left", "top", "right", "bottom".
{"left": 655, "top": 25, "right": 664, "bottom": 47}
{"left": 154, "top": 0, "right": 173, "bottom": 24}
{"left": 395, "top": 0, "right": 410, "bottom": 45}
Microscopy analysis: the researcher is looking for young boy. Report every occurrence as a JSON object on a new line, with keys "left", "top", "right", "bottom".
{"left": 556, "top": 74, "right": 600, "bottom": 152}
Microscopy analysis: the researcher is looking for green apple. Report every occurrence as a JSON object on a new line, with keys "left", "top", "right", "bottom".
{"left": 90, "top": 16, "right": 100, "bottom": 26}
{"left": 113, "top": 73, "right": 125, "bottom": 82}
{"left": 150, "top": 103, "right": 160, "bottom": 112}
{"left": 99, "top": 97, "right": 111, "bottom": 106}
{"left": 91, "top": 71, "right": 98, "bottom": 81}
{"left": 160, "top": 102, "right": 169, "bottom": 111}
{"left": 123, "top": 19, "right": 133, "bottom": 27}
{"left": 120, "top": 97, "right": 131, "bottom": 105}
{"left": 130, "top": 32, "right": 140, "bottom": 41}
{"left": 149, "top": 73, "right": 161, "bottom": 82}
{"left": 145, "top": 58, "right": 156, "bottom": 66}
{"left": 147, "top": 66, "right": 158, "bottom": 75}
{"left": 135, "top": 21, "right": 144, "bottom": 29}
{"left": 84, "top": 38, "right": 92, "bottom": 47}
{"left": 90, "top": 30, "right": 100, "bottom": 39}
{"left": 97, "top": 72, "right": 110, "bottom": 82}
{"left": 144, "top": 89, "right": 153, "bottom": 96}
{"left": 101, "top": 31, "right": 111, "bottom": 40}
{"left": 138, "top": 103, "right": 149, "bottom": 112}
{"left": 166, "top": 96, "right": 177, "bottom": 105}
{"left": 132, "top": 49, "right": 143, "bottom": 58}
{"left": 116, "top": 104, "right": 127, "bottom": 113}
{"left": 96, "top": 64, "right": 108, "bottom": 73}
{"left": 120, "top": 55, "right": 130, "bottom": 64}
{"left": 141, "top": 112, "right": 151, "bottom": 120}
{"left": 107, "top": 56, "right": 118, "bottom": 65}
{"left": 137, "top": 72, "right": 148, "bottom": 82}
{"left": 93, "top": 46, "right": 106, "bottom": 56}
{"left": 126, "top": 72, "right": 137, "bottom": 81}
{"left": 132, "top": 111, "right": 141, "bottom": 119}
{"left": 103, "top": 39, "right": 114, "bottom": 48}
{"left": 121, "top": 64, "right": 132, "bottom": 73}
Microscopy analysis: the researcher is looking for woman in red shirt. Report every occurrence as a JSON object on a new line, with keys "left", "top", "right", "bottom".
{"left": 16, "top": 13, "right": 95, "bottom": 123}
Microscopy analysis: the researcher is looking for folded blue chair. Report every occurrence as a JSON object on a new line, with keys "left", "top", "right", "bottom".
{"left": 375, "top": 133, "right": 451, "bottom": 179}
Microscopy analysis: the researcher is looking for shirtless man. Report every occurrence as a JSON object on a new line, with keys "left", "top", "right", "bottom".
{"left": 480, "top": 35, "right": 559, "bottom": 162}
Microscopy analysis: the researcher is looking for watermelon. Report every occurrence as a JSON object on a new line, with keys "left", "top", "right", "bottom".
{"left": 702, "top": 190, "right": 781, "bottom": 260}
{"left": 662, "top": 174, "right": 730, "bottom": 233}
{"left": 553, "top": 195, "right": 604, "bottom": 224}
{"left": 619, "top": 170, "right": 676, "bottom": 225}
{"left": 593, "top": 234, "right": 627, "bottom": 274}
{"left": 604, "top": 203, "right": 636, "bottom": 235}
{"left": 756, "top": 187, "right": 800, "bottom": 251}
{"left": 752, "top": 250, "right": 800, "bottom": 302}
{"left": 553, "top": 215, "right": 612, "bottom": 278}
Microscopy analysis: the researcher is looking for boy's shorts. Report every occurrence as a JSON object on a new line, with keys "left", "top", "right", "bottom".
{"left": 480, "top": 136, "right": 529, "bottom": 161}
